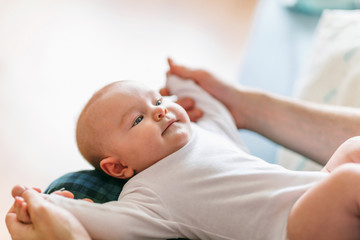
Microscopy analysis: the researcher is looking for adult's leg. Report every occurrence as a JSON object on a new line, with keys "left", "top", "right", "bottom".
{"left": 287, "top": 163, "right": 360, "bottom": 240}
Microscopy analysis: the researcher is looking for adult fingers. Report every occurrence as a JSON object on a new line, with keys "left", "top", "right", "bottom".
{"left": 21, "top": 189, "right": 49, "bottom": 220}
{"left": 12, "top": 185, "right": 41, "bottom": 199}
{"left": 5, "top": 212, "right": 17, "bottom": 232}
{"left": 176, "top": 97, "right": 195, "bottom": 110}
{"left": 12, "top": 185, "right": 28, "bottom": 198}
{"left": 7, "top": 203, "right": 15, "bottom": 214}
{"left": 167, "top": 58, "right": 217, "bottom": 90}
{"left": 167, "top": 58, "right": 199, "bottom": 81}
{"left": 176, "top": 97, "right": 203, "bottom": 122}
{"left": 159, "top": 87, "right": 170, "bottom": 96}
{"left": 176, "top": 97, "right": 204, "bottom": 121}
{"left": 5, "top": 212, "right": 37, "bottom": 240}
{"left": 187, "top": 108, "right": 203, "bottom": 122}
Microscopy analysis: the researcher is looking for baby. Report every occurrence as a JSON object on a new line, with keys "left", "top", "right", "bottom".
{"left": 13, "top": 72, "right": 360, "bottom": 240}
{"left": 75, "top": 79, "right": 192, "bottom": 179}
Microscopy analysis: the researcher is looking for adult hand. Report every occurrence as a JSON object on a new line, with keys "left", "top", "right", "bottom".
{"left": 162, "top": 58, "right": 204, "bottom": 122}
{"left": 166, "top": 58, "right": 231, "bottom": 99}
{"left": 6, "top": 185, "right": 91, "bottom": 240}
{"left": 160, "top": 86, "right": 203, "bottom": 122}
{"left": 11, "top": 186, "right": 93, "bottom": 224}
{"left": 165, "top": 58, "right": 247, "bottom": 128}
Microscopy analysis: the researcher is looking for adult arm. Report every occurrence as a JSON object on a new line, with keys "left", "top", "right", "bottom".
{"left": 167, "top": 59, "right": 360, "bottom": 165}
{"left": 241, "top": 90, "right": 360, "bottom": 165}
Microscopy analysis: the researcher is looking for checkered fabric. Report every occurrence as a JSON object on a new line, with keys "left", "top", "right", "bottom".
{"left": 45, "top": 169, "right": 126, "bottom": 203}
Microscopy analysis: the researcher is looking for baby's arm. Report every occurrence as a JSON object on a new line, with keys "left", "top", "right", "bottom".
{"left": 323, "top": 136, "right": 360, "bottom": 173}
{"left": 46, "top": 186, "right": 178, "bottom": 239}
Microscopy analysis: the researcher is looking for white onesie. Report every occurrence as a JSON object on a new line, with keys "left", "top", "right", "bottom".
{"left": 48, "top": 76, "right": 328, "bottom": 240}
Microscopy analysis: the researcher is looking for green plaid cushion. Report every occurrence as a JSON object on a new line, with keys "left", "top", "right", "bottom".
{"left": 45, "top": 169, "right": 126, "bottom": 203}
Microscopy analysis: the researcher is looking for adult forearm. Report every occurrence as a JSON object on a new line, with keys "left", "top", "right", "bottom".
{"left": 164, "top": 60, "right": 360, "bottom": 164}
{"left": 234, "top": 87, "right": 360, "bottom": 165}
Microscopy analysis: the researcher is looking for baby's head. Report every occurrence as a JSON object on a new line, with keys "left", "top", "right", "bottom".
{"left": 76, "top": 80, "right": 192, "bottom": 179}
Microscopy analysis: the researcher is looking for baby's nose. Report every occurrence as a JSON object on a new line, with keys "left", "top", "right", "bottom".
{"left": 153, "top": 106, "right": 168, "bottom": 121}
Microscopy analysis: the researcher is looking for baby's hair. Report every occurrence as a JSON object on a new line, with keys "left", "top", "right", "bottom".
{"left": 76, "top": 81, "right": 123, "bottom": 169}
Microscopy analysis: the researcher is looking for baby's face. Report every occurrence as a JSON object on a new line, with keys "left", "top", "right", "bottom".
{"left": 94, "top": 81, "right": 192, "bottom": 174}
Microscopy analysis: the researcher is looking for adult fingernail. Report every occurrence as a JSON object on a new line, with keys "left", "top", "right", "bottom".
{"left": 12, "top": 185, "right": 27, "bottom": 198}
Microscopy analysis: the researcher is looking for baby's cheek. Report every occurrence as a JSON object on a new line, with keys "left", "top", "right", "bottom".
{"left": 178, "top": 108, "right": 191, "bottom": 123}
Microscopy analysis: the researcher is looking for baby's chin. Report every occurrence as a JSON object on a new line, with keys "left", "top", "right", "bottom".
{"left": 175, "top": 124, "right": 192, "bottom": 150}
{"left": 167, "top": 124, "right": 192, "bottom": 153}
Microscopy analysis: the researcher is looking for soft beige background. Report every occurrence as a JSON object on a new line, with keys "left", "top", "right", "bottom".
{"left": 0, "top": 0, "right": 257, "bottom": 238}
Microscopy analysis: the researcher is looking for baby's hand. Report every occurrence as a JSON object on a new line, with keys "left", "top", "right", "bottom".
{"left": 11, "top": 185, "right": 93, "bottom": 225}
{"left": 13, "top": 196, "right": 31, "bottom": 224}
{"left": 12, "top": 186, "right": 41, "bottom": 224}
{"left": 52, "top": 189, "right": 94, "bottom": 203}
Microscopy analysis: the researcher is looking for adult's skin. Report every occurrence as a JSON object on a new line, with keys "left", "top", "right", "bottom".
{"left": 6, "top": 186, "right": 91, "bottom": 240}
{"left": 7, "top": 60, "right": 360, "bottom": 239}
{"left": 166, "top": 59, "right": 360, "bottom": 166}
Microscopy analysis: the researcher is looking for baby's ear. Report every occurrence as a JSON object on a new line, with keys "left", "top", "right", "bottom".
{"left": 100, "top": 157, "right": 134, "bottom": 179}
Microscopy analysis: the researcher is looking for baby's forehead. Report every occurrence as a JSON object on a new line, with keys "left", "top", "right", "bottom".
{"left": 106, "top": 80, "right": 156, "bottom": 97}
{"left": 91, "top": 81, "right": 160, "bottom": 113}
{"left": 85, "top": 80, "right": 156, "bottom": 118}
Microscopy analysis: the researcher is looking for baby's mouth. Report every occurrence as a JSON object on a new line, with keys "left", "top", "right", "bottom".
{"left": 162, "top": 120, "right": 177, "bottom": 135}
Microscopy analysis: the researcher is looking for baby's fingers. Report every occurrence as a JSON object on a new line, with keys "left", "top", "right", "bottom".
{"left": 14, "top": 197, "right": 31, "bottom": 224}
{"left": 52, "top": 190, "right": 74, "bottom": 199}
{"left": 32, "top": 187, "right": 41, "bottom": 193}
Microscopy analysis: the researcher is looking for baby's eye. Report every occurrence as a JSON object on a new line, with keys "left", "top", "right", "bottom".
{"left": 133, "top": 116, "right": 143, "bottom": 127}
{"left": 155, "top": 98, "right": 162, "bottom": 106}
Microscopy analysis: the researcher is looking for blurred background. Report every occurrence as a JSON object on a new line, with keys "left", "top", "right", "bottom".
{"left": 0, "top": 0, "right": 257, "bottom": 238}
